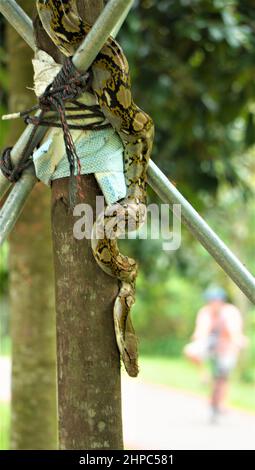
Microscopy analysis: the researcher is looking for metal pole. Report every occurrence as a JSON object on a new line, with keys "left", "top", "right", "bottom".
{"left": 148, "top": 160, "right": 255, "bottom": 303}
{"left": 111, "top": 1, "right": 133, "bottom": 38}
{"left": 73, "top": 0, "right": 134, "bottom": 70}
{"left": 0, "top": 0, "right": 35, "bottom": 50}
{"left": 0, "top": 167, "right": 36, "bottom": 246}
{"left": 0, "top": 120, "right": 45, "bottom": 199}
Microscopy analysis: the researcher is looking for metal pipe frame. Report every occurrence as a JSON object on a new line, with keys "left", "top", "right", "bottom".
{"left": 0, "top": 0, "right": 35, "bottom": 50}
{"left": 0, "top": 167, "right": 36, "bottom": 245}
{"left": 0, "top": 0, "right": 254, "bottom": 302}
{"left": 148, "top": 161, "right": 255, "bottom": 303}
{"left": 0, "top": 0, "right": 134, "bottom": 199}
{"left": 0, "top": 0, "right": 134, "bottom": 237}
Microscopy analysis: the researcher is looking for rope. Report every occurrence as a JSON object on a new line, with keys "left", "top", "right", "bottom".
{"left": 0, "top": 113, "right": 42, "bottom": 183}
{"left": 0, "top": 146, "right": 31, "bottom": 182}
{"left": 0, "top": 57, "right": 111, "bottom": 205}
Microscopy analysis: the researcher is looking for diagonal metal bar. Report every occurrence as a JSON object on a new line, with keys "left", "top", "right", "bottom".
{"left": 111, "top": 1, "right": 133, "bottom": 38}
{"left": 0, "top": 0, "right": 254, "bottom": 302}
{"left": 0, "top": 166, "right": 36, "bottom": 245}
{"left": 0, "top": 120, "right": 45, "bottom": 198}
{"left": 148, "top": 161, "right": 255, "bottom": 304}
{"left": 0, "top": 0, "right": 35, "bottom": 50}
{"left": 72, "top": 0, "right": 134, "bottom": 70}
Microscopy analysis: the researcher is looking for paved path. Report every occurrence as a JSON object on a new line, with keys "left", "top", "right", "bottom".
{"left": 1, "top": 358, "right": 255, "bottom": 449}
{"left": 122, "top": 377, "right": 255, "bottom": 450}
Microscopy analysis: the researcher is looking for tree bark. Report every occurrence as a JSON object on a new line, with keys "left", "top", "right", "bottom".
{"left": 51, "top": 0, "right": 123, "bottom": 450}
{"left": 7, "top": 1, "right": 57, "bottom": 450}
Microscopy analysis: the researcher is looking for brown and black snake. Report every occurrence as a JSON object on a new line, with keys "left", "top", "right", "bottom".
{"left": 36, "top": 0, "right": 154, "bottom": 377}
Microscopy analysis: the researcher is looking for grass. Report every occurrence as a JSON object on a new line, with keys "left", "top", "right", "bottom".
{"left": 138, "top": 356, "right": 255, "bottom": 412}
{"left": 0, "top": 336, "right": 11, "bottom": 357}
{"left": 1, "top": 355, "right": 254, "bottom": 450}
{"left": 0, "top": 402, "right": 10, "bottom": 450}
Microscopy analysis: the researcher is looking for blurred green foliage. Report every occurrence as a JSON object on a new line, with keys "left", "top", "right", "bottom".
{"left": 0, "top": 402, "right": 10, "bottom": 450}
{"left": 128, "top": 159, "right": 255, "bottom": 378}
{"left": 137, "top": 356, "right": 255, "bottom": 411}
{"left": 120, "top": 0, "right": 255, "bottom": 203}
{"left": 119, "top": 0, "right": 255, "bottom": 379}
{"left": 0, "top": 244, "right": 9, "bottom": 296}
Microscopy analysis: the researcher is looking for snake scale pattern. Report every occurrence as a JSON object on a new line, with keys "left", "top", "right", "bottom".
{"left": 36, "top": 0, "right": 154, "bottom": 377}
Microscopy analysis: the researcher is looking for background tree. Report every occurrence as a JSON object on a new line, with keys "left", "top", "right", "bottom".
{"left": 5, "top": 0, "right": 57, "bottom": 450}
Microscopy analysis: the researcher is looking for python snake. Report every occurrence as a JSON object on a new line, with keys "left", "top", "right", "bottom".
{"left": 36, "top": 0, "right": 154, "bottom": 377}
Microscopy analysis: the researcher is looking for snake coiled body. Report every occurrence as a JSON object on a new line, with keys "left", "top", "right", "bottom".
{"left": 36, "top": 0, "right": 154, "bottom": 377}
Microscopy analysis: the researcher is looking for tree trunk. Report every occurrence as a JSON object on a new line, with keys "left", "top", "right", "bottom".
{"left": 51, "top": 0, "right": 123, "bottom": 450}
{"left": 7, "top": 1, "right": 57, "bottom": 450}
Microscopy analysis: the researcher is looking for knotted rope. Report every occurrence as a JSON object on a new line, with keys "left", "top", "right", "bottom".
{"left": 0, "top": 57, "right": 111, "bottom": 204}
{"left": 0, "top": 146, "right": 32, "bottom": 182}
